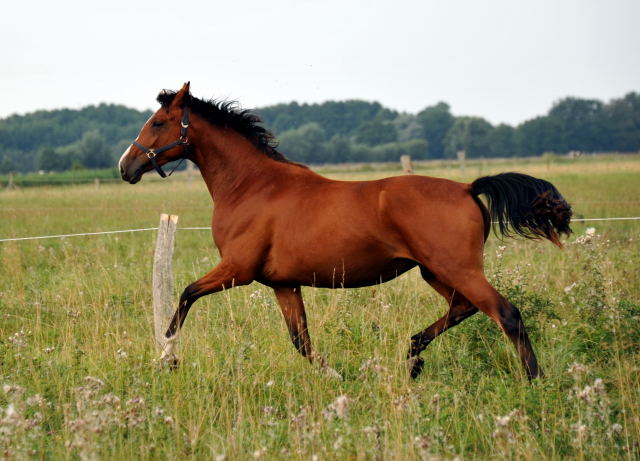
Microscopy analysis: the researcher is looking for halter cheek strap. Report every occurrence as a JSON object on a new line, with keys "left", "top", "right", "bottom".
{"left": 132, "top": 106, "right": 191, "bottom": 178}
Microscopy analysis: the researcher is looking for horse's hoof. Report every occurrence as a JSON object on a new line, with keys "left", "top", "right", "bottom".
{"left": 159, "top": 353, "right": 179, "bottom": 370}
{"left": 408, "top": 356, "right": 424, "bottom": 379}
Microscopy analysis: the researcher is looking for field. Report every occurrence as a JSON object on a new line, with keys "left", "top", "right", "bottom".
{"left": 1, "top": 155, "right": 639, "bottom": 460}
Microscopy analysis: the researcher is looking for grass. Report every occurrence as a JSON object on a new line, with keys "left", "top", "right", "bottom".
{"left": 1, "top": 155, "right": 639, "bottom": 460}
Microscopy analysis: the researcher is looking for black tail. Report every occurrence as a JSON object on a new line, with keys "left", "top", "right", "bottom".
{"left": 470, "top": 172, "right": 572, "bottom": 247}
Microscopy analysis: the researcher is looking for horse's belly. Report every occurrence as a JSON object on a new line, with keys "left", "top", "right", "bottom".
{"left": 260, "top": 256, "right": 417, "bottom": 288}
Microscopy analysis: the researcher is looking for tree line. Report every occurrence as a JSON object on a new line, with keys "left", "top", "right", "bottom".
{"left": 1, "top": 92, "right": 638, "bottom": 173}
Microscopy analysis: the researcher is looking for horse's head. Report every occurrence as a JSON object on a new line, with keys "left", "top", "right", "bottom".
{"left": 119, "top": 82, "right": 192, "bottom": 184}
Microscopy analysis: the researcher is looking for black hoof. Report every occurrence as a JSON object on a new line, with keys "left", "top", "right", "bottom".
{"left": 409, "top": 356, "right": 424, "bottom": 379}
{"left": 168, "top": 357, "right": 180, "bottom": 370}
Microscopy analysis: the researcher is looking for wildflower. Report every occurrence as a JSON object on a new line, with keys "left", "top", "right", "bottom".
{"left": 253, "top": 447, "right": 267, "bottom": 459}
{"left": 322, "top": 395, "right": 351, "bottom": 421}
{"left": 333, "top": 435, "right": 344, "bottom": 450}
{"left": 116, "top": 348, "right": 127, "bottom": 359}
{"left": 2, "top": 384, "right": 25, "bottom": 396}
{"left": 567, "top": 362, "right": 588, "bottom": 378}
{"left": 610, "top": 423, "right": 623, "bottom": 434}
{"left": 573, "top": 227, "right": 597, "bottom": 245}
{"left": 414, "top": 435, "right": 432, "bottom": 460}
{"left": 83, "top": 376, "right": 105, "bottom": 388}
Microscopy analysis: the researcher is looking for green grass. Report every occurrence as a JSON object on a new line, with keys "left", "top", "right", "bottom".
{"left": 1, "top": 155, "right": 639, "bottom": 460}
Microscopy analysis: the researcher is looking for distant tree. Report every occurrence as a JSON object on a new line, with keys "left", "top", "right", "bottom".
{"left": 80, "top": 130, "right": 111, "bottom": 169}
{"left": 278, "top": 123, "right": 327, "bottom": 163}
{"left": 603, "top": 92, "right": 640, "bottom": 151}
{"left": 399, "top": 138, "right": 429, "bottom": 160}
{"left": 516, "top": 116, "right": 565, "bottom": 156}
{"left": 0, "top": 156, "right": 16, "bottom": 173}
{"left": 355, "top": 120, "right": 398, "bottom": 146}
{"left": 37, "top": 147, "right": 71, "bottom": 172}
{"left": 444, "top": 117, "right": 493, "bottom": 158}
{"left": 392, "top": 113, "right": 424, "bottom": 142}
{"left": 548, "top": 97, "right": 606, "bottom": 152}
{"left": 326, "top": 134, "right": 353, "bottom": 163}
{"left": 487, "top": 124, "right": 517, "bottom": 157}
{"left": 416, "top": 102, "right": 455, "bottom": 158}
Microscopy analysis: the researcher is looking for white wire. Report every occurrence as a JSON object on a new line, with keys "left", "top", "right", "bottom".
{"left": 1, "top": 217, "right": 639, "bottom": 243}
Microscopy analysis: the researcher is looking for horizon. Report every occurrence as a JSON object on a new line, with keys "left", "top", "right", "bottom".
{"left": 2, "top": 1, "right": 639, "bottom": 126}
{"left": 2, "top": 88, "right": 638, "bottom": 129}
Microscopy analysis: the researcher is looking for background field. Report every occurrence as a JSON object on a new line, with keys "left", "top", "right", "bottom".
{"left": 1, "top": 155, "right": 639, "bottom": 460}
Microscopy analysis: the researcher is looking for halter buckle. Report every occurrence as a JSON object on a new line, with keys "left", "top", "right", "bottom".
{"left": 181, "top": 122, "right": 189, "bottom": 129}
{"left": 146, "top": 149, "right": 157, "bottom": 159}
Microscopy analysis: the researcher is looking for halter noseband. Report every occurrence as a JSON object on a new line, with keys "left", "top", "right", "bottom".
{"left": 132, "top": 106, "right": 191, "bottom": 178}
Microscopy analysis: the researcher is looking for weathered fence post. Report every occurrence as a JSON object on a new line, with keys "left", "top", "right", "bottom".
{"left": 400, "top": 155, "right": 413, "bottom": 174}
{"left": 186, "top": 160, "right": 195, "bottom": 184}
{"left": 6, "top": 173, "right": 16, "bottom": 190}
{"left": 94, "top": 178, "right": 100, "bottom": 190}
{"left": 457, "top": 150, "right": 466, "bottom": 176}
{"left": 153, "top": 214, "right": 179, "bottom": 353}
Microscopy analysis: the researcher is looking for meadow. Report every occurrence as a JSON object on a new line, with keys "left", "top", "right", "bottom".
{"left": 1, "top": 155, "right": 639, "bottom": 460}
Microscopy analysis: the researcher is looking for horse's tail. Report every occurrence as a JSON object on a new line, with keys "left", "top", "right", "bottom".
{"left": 470, "top": 172, "right": 573, "bottom": 248}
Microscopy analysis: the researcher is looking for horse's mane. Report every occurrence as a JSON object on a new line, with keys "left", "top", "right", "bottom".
{"left": 157, "top": 90, "right": 300, "bottom": 166}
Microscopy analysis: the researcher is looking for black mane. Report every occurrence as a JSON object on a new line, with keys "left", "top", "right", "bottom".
{"left": 157, "top": 90, "right": 296, "bottom": 165}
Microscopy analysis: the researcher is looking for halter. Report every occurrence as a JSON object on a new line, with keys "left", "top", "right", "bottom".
{"left": 132, "top": 106, "right": 191, "bottom": 178}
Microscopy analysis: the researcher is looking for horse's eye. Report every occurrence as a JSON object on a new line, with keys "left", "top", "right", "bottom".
{"left": 152, "top": 120, "right": 165, "bottom": 128}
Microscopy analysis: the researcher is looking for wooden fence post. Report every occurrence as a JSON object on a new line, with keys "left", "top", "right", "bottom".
{"left": 153, "top": 214, "right": 179, "bottom": 353}
{"left": 457, "top": 150, "right": 466, "bottom": 176}
{"left": 187, "top": 160, "right": 195, "bottom": 184}
{"left": 400, "top": 155, "right": 413, "bottom": 174}
{"left": 6, "top": 173, "right": 16, "bottom": 190}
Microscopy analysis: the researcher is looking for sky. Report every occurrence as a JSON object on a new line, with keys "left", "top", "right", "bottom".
{"left": 1, "top": 0, "right": 639, "bottom": 125}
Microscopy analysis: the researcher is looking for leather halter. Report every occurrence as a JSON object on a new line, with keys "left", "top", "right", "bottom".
{"left": 132, "top": 106, "right": 191, "bottom": 178}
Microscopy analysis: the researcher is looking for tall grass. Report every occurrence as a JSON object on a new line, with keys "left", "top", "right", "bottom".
{"left": 1, "top": 156, "right": 639, "bottom": 459}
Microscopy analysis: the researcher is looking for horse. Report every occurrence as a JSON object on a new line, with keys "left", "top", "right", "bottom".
{"left": 119, "top": 82, "right": 572, "bottom": 380}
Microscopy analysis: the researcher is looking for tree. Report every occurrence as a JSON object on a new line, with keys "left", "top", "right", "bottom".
{"left": 80, "top": 130, "right": 111, "bottom": 169}
{"left": 37, "top": 147, "right": 71, "bottom": 172}
{"left": 603, "top": 92, "right": 640, "bottom": 152}
{"left": 416, "top": 102, "right": 455, "bottom": 158}
{"left": 355, "top": 120, "right": 398, "bottom": 146}
{"left": 0, "top": 156, "right": 16, "bottom": 174}
{"left": 278, "top": 123, "right": 327, "bottom": 163}
{"left": 548, "top": 97, "right": 605, "bottom": 152}
{"left": 487, "top": 124, "right": 517, "bottom": 157}
{"left": 444, "top": 117, "right": 493, "bottom": 158}
{"left": 516, "top": 116, "right": 565, "bottom": 156}
{"left": 326, "top": 134, "right": 353, "bottom": 163}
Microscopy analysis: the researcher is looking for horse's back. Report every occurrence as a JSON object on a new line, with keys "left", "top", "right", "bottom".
{"left": 254, "top": 173, "right": 486, "bottom": 288}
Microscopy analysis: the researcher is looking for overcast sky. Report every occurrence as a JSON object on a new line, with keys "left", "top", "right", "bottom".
{"left": 1, "top": 0, "right": 638, "bottom": 125}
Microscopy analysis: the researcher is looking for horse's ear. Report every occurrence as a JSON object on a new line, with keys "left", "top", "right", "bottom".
{"left": 172, "top": 82, "right": 191, "bottom": 107}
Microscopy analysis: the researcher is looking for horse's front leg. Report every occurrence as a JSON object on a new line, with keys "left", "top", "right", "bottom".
{"left": 161, "top": 261, "right": 248, "bottom": 365}
{"left": 273, "top": 286, "right": 342, "bottom": 379}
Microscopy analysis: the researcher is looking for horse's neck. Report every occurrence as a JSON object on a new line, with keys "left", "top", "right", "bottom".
{"left": 191, "top": 124, "right": 282, "bottom": 202}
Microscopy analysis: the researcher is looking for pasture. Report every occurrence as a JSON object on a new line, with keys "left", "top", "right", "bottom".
{"left": 1, "top": 155, "right": 639, "bottom": 460}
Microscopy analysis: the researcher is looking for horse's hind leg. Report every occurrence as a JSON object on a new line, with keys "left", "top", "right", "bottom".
{"left": 453, "top": 274, "right": 541, "bottom": 380}
{"left": 408, "top": 272, "right": 478, "bottom": 379}
{"left": 273, "top": 286, "right": 341, "bottom": 379}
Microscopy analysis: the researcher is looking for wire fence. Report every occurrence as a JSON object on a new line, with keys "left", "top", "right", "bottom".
{"left": 1, "top": 217, "right": 639, "bottom": 243}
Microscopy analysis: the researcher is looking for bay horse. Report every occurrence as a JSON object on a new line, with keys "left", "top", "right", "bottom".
{"left": 119, "top": 83, "right": 572, "bottom": 380}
